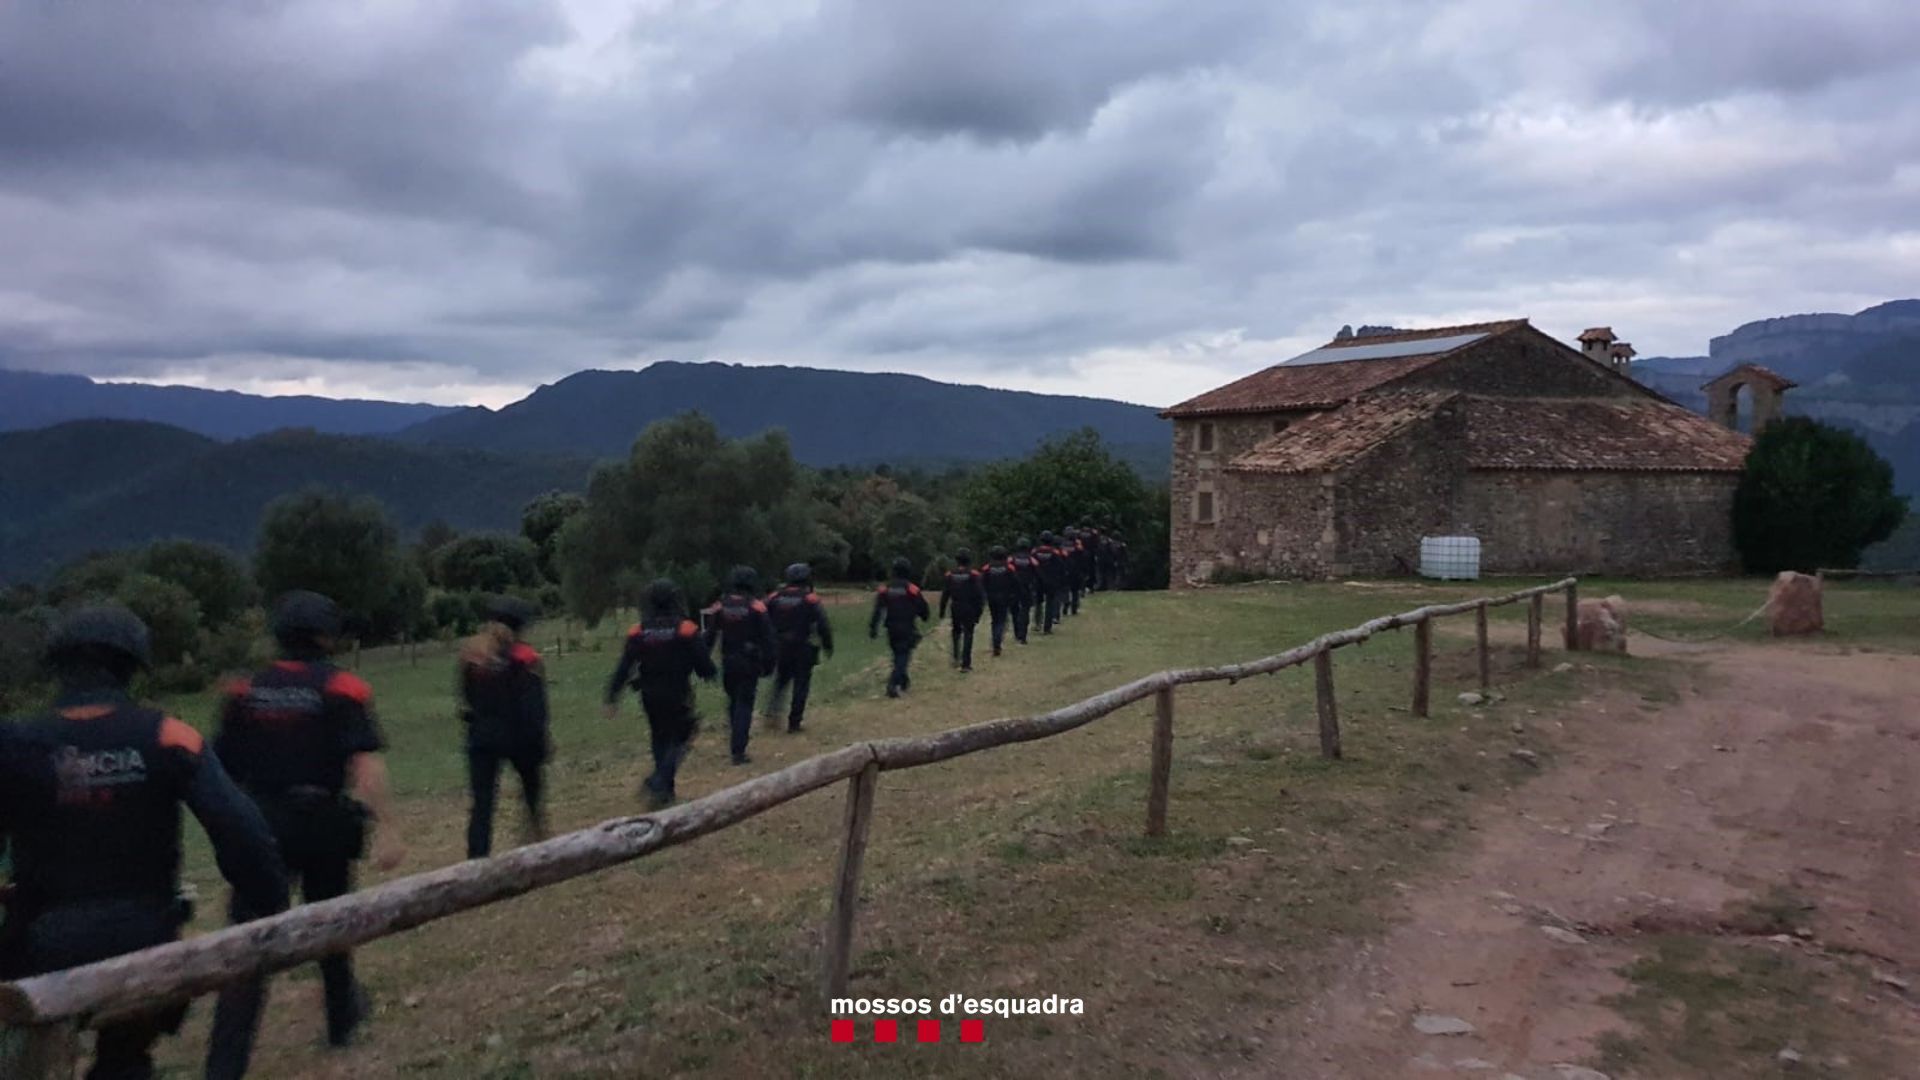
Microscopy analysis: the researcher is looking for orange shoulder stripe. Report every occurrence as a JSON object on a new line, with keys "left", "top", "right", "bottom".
{"left": 677, "top": 620, "right": 700, "bottom": 638}
{"left": 324, "top": 670, "right": 374, "bottom": 705}
{"left": 159, "top": 716, "right": 205, "bottom": 755}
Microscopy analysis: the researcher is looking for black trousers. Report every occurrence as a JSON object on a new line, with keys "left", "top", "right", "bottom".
{"left": 1042, "top": 588, "right": 1062, "bottom": 633}
{"left": 10, "top": 900, "right": 184, "bottom": 1080}
{"left": 722, "top": 656, "right": 760, "bottom": 759}
{"left": 887, "top": 630, "right": 918, "bottom": 692}
{"left": 769, "top": 643, "right": 818, "bottom": 728}
{"left": 466, "top": 746, "right": 546, "bottom": 859}
{"left": 950, "top": 616, "right": 979, "bottom": 669}
{"left": 987, "top": 599, "right": 1012, "bottom": 653}
{"left": 208, "top": 851, "right": 358, "bottom": 1079}
{"left": 641, "top": 692, "right": 696, "bottom": 800}
{"left": 1012, "top": 595, "right": 1031, "bottom": 643}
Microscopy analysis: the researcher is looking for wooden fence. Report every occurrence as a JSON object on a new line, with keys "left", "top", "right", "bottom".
{"left": 0, "top": 578, "right": 1579, "bottom": 1073}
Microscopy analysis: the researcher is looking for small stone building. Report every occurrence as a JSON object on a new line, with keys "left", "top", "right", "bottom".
{"left": 1160, "top": 319, "right": 1756, "bottom": 583}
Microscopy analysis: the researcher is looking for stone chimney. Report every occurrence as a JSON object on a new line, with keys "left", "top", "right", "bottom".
{"left": 1608, "top": 341, "right": 1636, "bottom": 375}
{"left": 1577, "top": 326, "right": 1616, "bottom": 365}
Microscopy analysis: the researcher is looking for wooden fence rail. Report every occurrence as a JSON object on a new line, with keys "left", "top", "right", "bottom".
{"left": 0, "top": 577, "right": 1578, "bottom": 1071}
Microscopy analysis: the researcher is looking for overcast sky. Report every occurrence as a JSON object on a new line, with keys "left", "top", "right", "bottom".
{"left": 2, "top": 1, "right": 1916, "bottom": 409}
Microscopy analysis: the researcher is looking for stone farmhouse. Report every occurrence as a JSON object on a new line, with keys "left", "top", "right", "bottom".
{"left": 1160, "top": 319, "right": 1766, "bottom": 583}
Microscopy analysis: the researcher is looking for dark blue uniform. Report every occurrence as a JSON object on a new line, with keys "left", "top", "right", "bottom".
{"left": 460, "top": 638, "right": 551, "bottom": 858}
{"left": 1, "top": 691, "right": 287, "bottom": 1080}
{"left": 937, "top": 566, "right": 986, "bottom": 671}
{"left": 868, "top": 579, "right": 931, "bottom": 697}
{"left": 982, "top": 556, "right": 1027, "bottom": 657}
{"left": 608, "top": 616, "right": 718, "bottom": 803}
{"left": 703, "top": 591, "right": 776, "bottom": 763}
{"left": 765, "top": 585, "right": 834, "bottom": 731}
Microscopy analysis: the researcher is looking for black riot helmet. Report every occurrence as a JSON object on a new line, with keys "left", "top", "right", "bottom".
{"left": 271, "top": 590, "right": 342, "bottom": 650}
{"left": 1039, "top": 530, "right": 1056, "bottom": 546}
{"left": 729, "top": 565, "right": 759, "bottom": 593}
{"left": 988, "top": 545, "right": 1008, "bottom": 561}
{"left": 1015, "top": 536, "right": 1032, "bottom": 552}
{"left": 785, "top": 562, "right": 812, "bottom": 585}
{"left": 645, "top": 578, "right": 683, "bottom": 618}
{"left": 44, "top": 603, "right": 152, "bottom": 680}
{"left": 954, "top": 548, "right": 972, "bottom": 567}
{"left": 485, "top": 595, "right": 537, "bottom": 632}
{"left": 890, "top": 557, "right": 914, "bottom": 580}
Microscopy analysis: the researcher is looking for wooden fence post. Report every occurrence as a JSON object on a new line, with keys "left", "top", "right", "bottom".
{"left": 822, "top": 761, "right": 880, "bottom": 1000}
{"left": 14, "top": 1022, "right": 79, "bottom": 1079}
{"left": 1146, "top": 686, "right": 1174, "bottom": 837}
{"left": 1526, "top": 593, "right": 1543, "bottom": 668}
{"left": 1412, "top": 618, "right": 1432, "bottom": 717}
{"left": 1564, "top": 581, "right": 1580, "bottom": 651}
{"left": 1475, "top": 602, "right": 1491, "bottom": 690}
{"left": 1313, "top": 649, "right": 1341, "bottom": 760}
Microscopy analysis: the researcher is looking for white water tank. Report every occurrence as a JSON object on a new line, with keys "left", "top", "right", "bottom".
{"left": 1419, "top": 536, "right": 1481, "bottom": 580}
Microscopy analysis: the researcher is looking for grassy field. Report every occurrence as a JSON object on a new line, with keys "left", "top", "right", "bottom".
{"left": 122, "top": 576, "right": 1917, "bottom": 1077}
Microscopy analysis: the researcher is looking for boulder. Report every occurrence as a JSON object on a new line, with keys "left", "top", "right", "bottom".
{"left": 1768, "top": 572, "right": 1824, "bottom": 636}
{"left": 1575, "top": 595, "right": 1629, "bottom": 653}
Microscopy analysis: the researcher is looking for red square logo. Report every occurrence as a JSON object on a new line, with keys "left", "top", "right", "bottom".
{"left": 874, "top": 1019, "right": 899, "bottom": 1043}
{"left": 831, "top": 1019, "right": 855, "bottom": 1044}
{"left": 960, "top": 1019, "right": 985, "bottom": 1043}
{"left": 917, "top": 1019, "right": 942, "bottom": 1043}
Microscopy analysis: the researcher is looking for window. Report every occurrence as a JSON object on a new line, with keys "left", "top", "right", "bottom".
{"left": 1196, "top": 422, "right": 1215, "bottom": 453}
{"left": 1195, "top": 490, "right": 1216, "bottom": 524}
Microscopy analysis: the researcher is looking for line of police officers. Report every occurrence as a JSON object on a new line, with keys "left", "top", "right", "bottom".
{"left": 0, "top": 525, "right": 1123, "bottom": 1077}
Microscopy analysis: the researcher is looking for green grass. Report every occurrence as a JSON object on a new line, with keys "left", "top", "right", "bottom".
{"left": 119, "top": 577, "right": 1920, "bottom": 1077}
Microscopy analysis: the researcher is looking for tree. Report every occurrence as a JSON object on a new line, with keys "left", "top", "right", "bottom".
{"left": 434, "top": 533, "right": 542, "bottom": 594}
{"left": 46, "top": 551, "right": 138, "bottom": 606}
{"left": 521, "top": 491, "right": 587, "bottom": 581}
{"left": 1734, "top": 418, "right": 1907, "bottom": 572}
{"left": 139, "top": 539, "right": 256, "bottom": 627}
{"left": 254, "top": 488, "right": 404, "bottom": 633}
{"left": 113, "top": 573, "right": 203, "bottom": 668}
{"left": 824, "top": 475, "right": 947, "bottom": 582}
{"left": 555, "top": 413, "right": 830, "bottom": 623}
{"left": 959, "top": 428, "right": 1169, "bottom": 586}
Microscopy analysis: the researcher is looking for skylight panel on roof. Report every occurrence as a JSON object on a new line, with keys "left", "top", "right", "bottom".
{"left": 1282, "top": 331, "right": 1490, "bottom": 367}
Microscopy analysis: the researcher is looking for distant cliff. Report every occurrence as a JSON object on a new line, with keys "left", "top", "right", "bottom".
{"left": 1708, "top": 300, "right": 1920, "bottom": 376}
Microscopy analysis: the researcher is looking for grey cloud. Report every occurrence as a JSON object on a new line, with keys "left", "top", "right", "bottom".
{"left": 0, "top": 0, "right": 1916, "bottom": 399}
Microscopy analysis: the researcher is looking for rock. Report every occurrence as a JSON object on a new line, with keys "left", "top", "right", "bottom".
{"left": 1454, "top": 1059, "right": 1499, "bottom": 1071}
{"left": 485, "top": 1034, "right": 504, "bottom": 1050}
{"left": 1768, "top": 571, "right": 1824, "bottom": 636}
{"left": 1575, "top": 595, "right": 1630, "bottom": 653}
{"left": 1551, "top": 1066, "right": 1612, "bottom": 1080}
{"left": 1778, "top": 1047, "right": 1804, "bottom": 1068}
{"left": 1874, "top": 971, "right": 1911, "bottom": 991}
{"left": 1510, "top": 722, "right": 1525, "bottom": 734}
{"left": 1458, "top": 691, "right": 1486, "bottom": 706}
{"left": 1412, "top": 1014, "right": 1476, "bottom": 1036}
{"left": 1226, "top": 836, "right": 1255, "bottom": 847}
{"left": 404, "top": 993, "right": 424, "bottom": 1009}
{"left": 1551, "top": 662, "right": 1574, "bottom": 674}
{"left": 1768, "top": 934, "right": 1797, "bottom": 945}
{"left": 1541, "top": 925, "right": 1587, "bottom": 946}
{"left": 1510, "top": 748, "right": 1541, "bottom": 768}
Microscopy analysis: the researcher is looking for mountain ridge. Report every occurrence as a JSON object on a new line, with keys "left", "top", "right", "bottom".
{"left": 0, "top": 369, "right": 457, "bottom": 440}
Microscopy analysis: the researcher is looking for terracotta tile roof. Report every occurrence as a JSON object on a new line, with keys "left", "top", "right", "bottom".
{"left": 1464, "top": 397, "right": 1751, "bottom": 472}
{"left": 1578, "top": 327, "right": 1615, "bottom": 342}
{"left": 1701, "top": 363, "right": 1797, "bottom": 391}
{"left": 1228, "top": 392, "right": 1455, "bottom": 474}
{"left": 1161, "top": 320, "right": 1527, "bottom": 417}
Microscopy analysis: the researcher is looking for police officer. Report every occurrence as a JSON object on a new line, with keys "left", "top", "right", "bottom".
{"left": 1093, "top": 527, "right": 1117, "bottom": 591}
{"left": 207, "top": 590, "right": 403, "bottom": 1076}
{"left": 868, "top": 557, "right": 930, "bottom": 698}
{"left": 1032, "top": 531, "right": 1068, "bottom": 634}
{"left": 980, "top": 545, "right": 1025, "bottom": 658}
{"left": 1061, "top": 528, "right": 1085, "bottom": 616}
{"left": 763, "top": 563, "right": 833, "bottom": 732}
{"left": 936, "top": 549, "right": 986, "bottom": 673}
{"left": 605, "top": 579, "right": 717, "bottom": 808}
{"left": 1111, "top": 532, "right": 1130, "bottom": 589}
{"left": 0, "top": 606, "right": 287, "bottom": 1080}
{"left": 1010, "top": 538, "right": 1040, "bottom": 645}
{"left": 703, "top": 567, "right": 776, "bottom": 766}
{"left": 458, "top": 596, "right": 551, "bottom": 860}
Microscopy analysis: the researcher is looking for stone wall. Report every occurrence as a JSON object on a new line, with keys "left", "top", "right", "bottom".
{"left": 1461, "top": 470, "right": 1739, "bottom": 575}
{"left": 1205, "top": 470, "right": 1334, "bottom": 580}
{"left": 1399, "top": 328, "right": 1637, "bottom": 399}
{"left": 1331, "top": 399, "right": 1469, "bottom": 575}
{"left": 1168, "top": 411, "right": 1320, "bottom": 583}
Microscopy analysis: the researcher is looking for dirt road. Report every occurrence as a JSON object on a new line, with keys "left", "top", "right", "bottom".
{"left": 1252, "top": 637, "right": 1920, "bottom": 1079}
